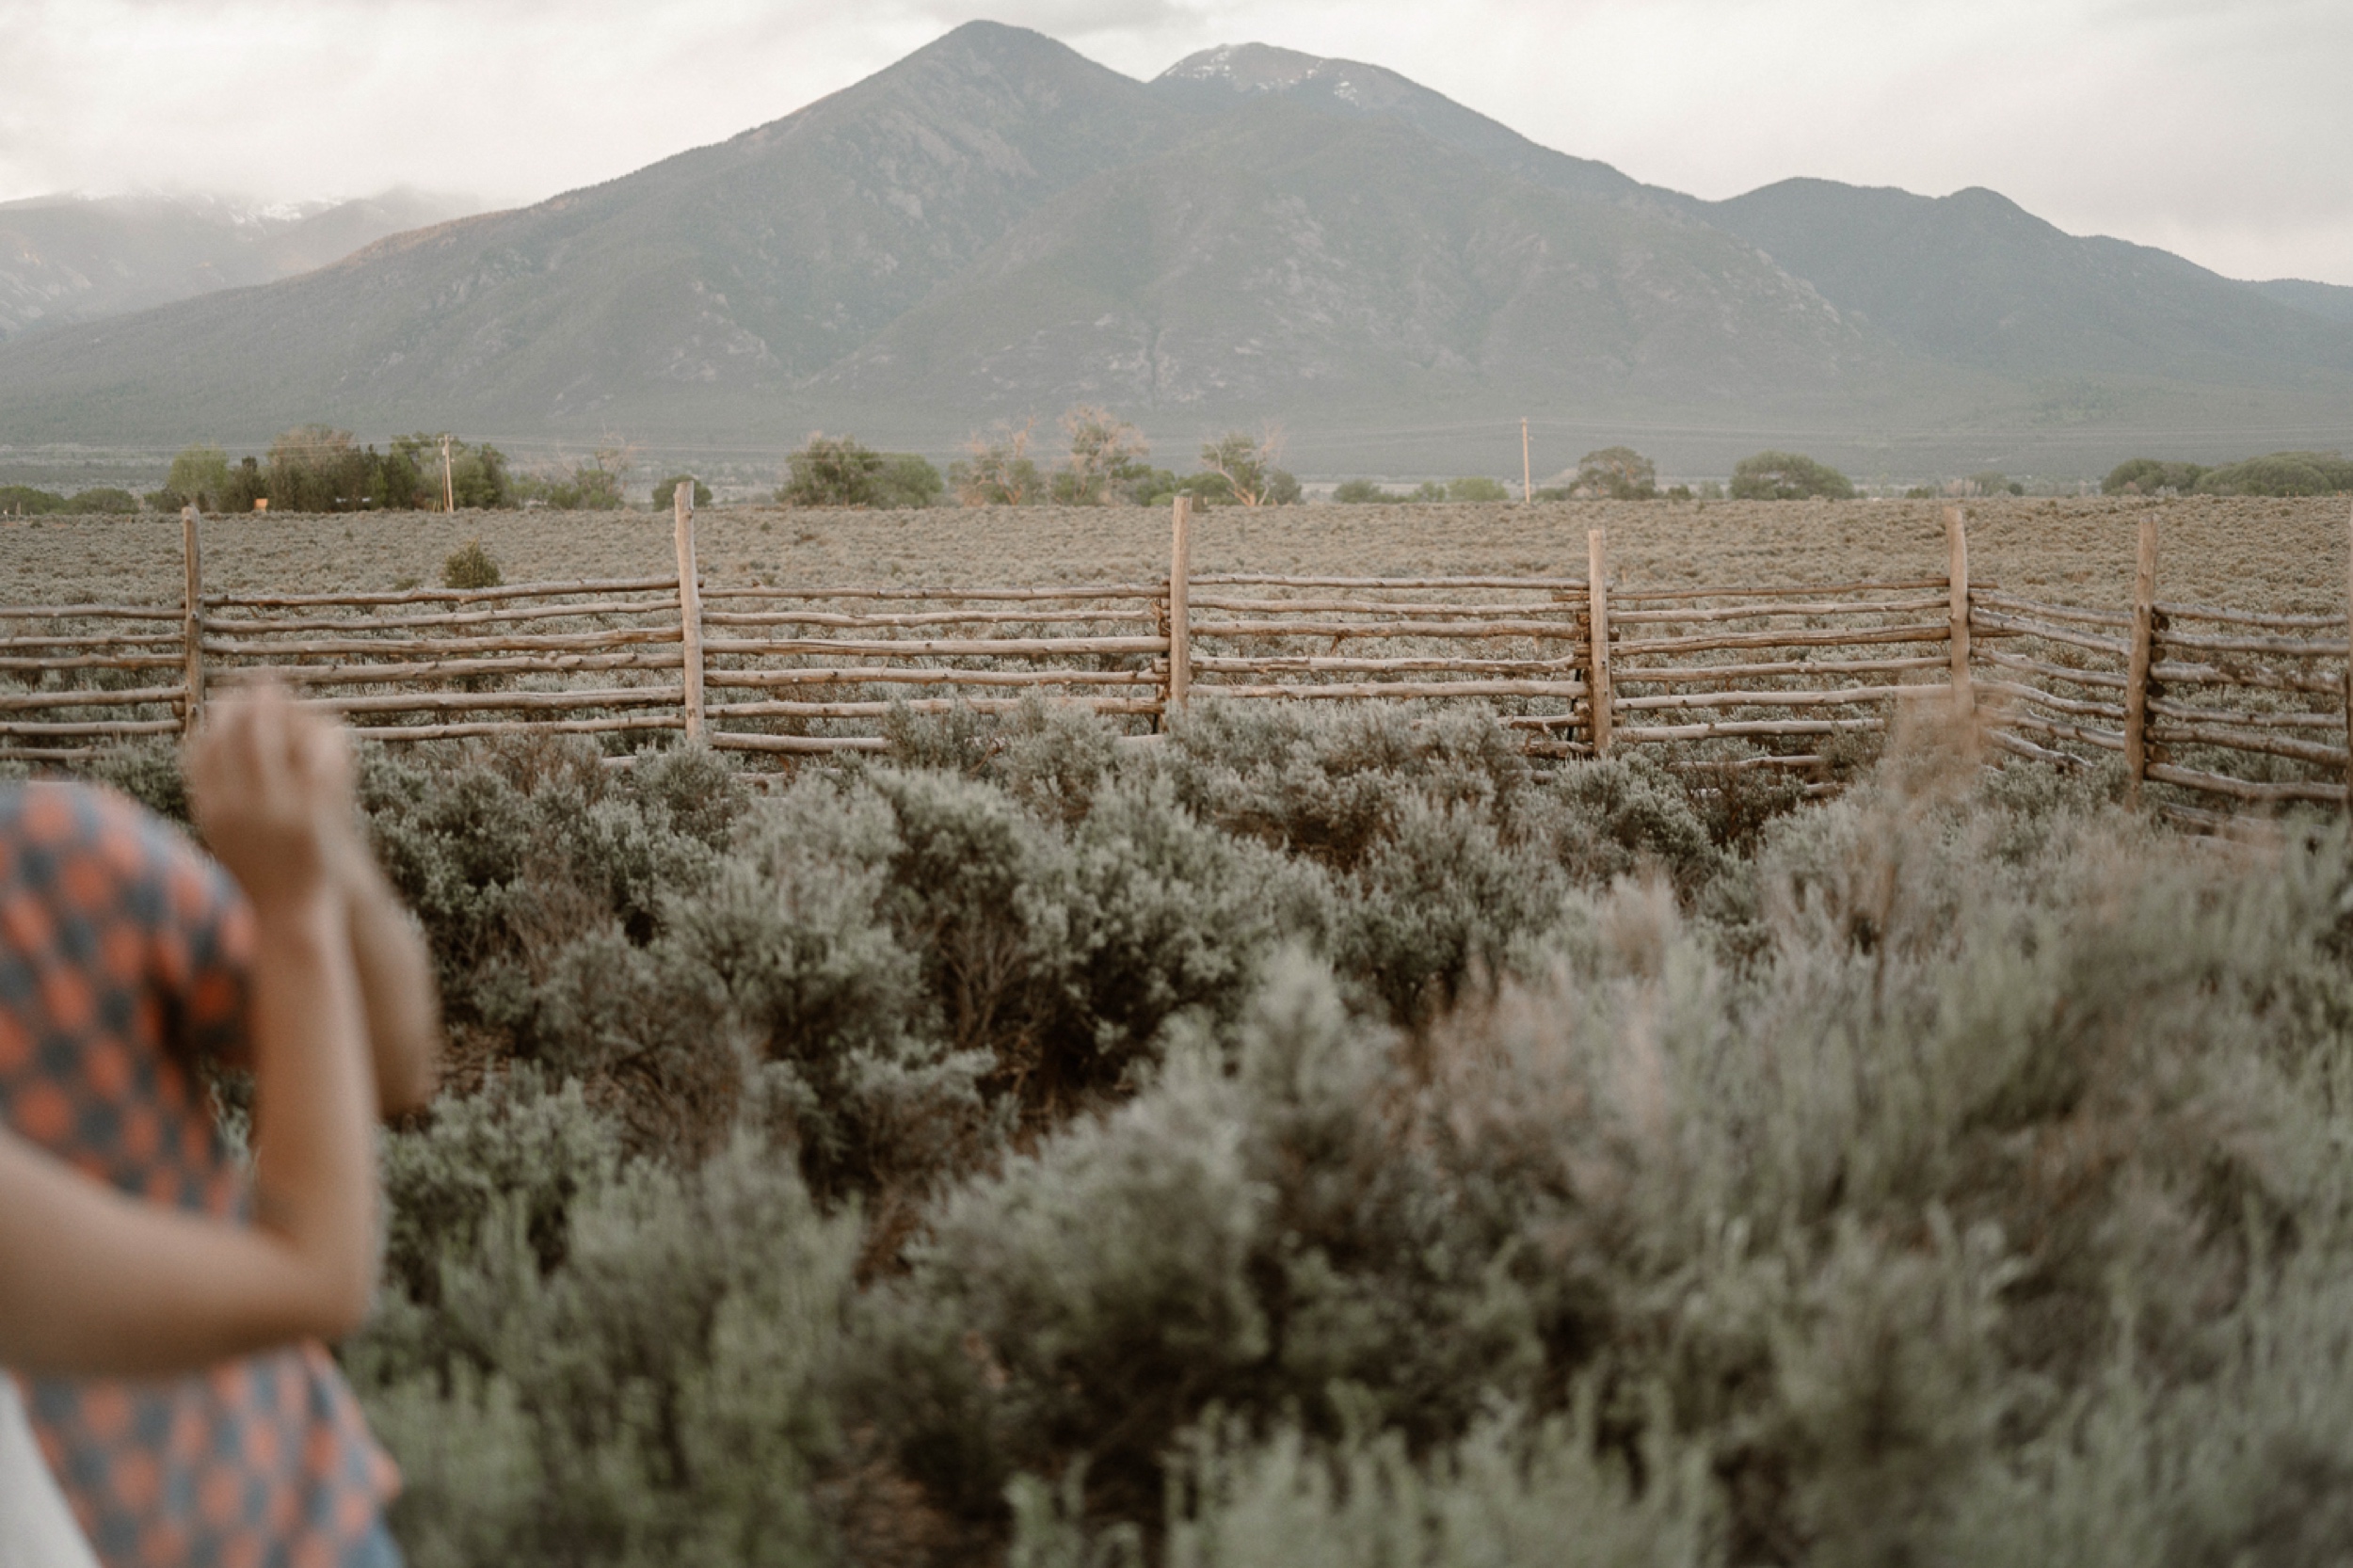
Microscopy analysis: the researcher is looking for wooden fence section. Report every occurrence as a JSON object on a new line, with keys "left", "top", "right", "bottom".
{"left": 3, "top": 496, "right": 2349, "bottom": 828}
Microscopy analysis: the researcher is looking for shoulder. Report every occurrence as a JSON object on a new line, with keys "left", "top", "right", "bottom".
{"left": 0, "top": 779, "right": 248, "bottom": 948}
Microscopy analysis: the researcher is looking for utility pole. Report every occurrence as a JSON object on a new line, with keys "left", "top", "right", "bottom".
{"left": 440, "top": 434, "right": 456, "bottom": 513}
{"left": 1521, "top": 418, "right": 1531, "bottom": 504}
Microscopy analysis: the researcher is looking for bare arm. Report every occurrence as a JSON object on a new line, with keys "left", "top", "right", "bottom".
{"left": 329, "top": 825, "right": 441, "bottom": 1116}
{"left": 0, "top": 688, "right": 379, "bottom": 1375}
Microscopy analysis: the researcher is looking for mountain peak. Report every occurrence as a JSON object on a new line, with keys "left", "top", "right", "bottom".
{"left": 1157, "top": 42, "right": 1333, "bottom": 92}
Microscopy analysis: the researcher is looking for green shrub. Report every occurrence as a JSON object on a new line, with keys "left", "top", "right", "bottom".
{"left": 441, "top": 538, "right": 503, "bottom": 589}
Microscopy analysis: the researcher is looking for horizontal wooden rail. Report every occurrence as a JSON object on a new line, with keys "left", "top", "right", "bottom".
{"left": 1193, "top": 654, "right": 1577, "bottom": 676}
{"left": 0, "top": 632, "right": 184, "bottom": 651}
{"left": 0, "top": 717, "right": 184, "bottom": 737}
{"left": 1616, "top": 624, "right": 1948, "bottom": 657}
{"left": 704, "top": 666, "right": 1159, "bottom": 689}
{"left": 205, "top": 576, "right": 678, "bottom": 608}
{"left": 699, "top": 634, "right": 1167, "bottom": 659}
{"left": 343, "top": 713, "right": 686, "bottom": 741}
{"left": 2149, "top": 659, "right": 2345, "bottom": 696}
{"left": 2154, "top": 627, "right": 2350, "bottom": 659}
{"left": 1191, "top": 679, "right": 1587, "bottom": 701}
{"left": 1185, "top": 597, "right": 1581, "bottom": 617}
{"left": 2145, "top": 761, "right": 2346, "bottom": 806}
{"left": 709, "top": 732, "right": 889, "bottom": 754}
{"left": 1190, "top": 573, "right": 1585, "bottom": 590}
{"left": 1968, "top": 610, "right": 2132, "bottom": 657}
{"left": 710, "top": 696, "right": 1162, "bottom": 719}
{"left": 2146, "top": 721, "right": 2350, "bottom": 768}
{"left": 1615, "top": 685, "right": 1936, "bottom": 712}
{"left": 700, "top": 607, "right": 1145, "bottom": 630}
{"left": 1978, "top": 648, "right": 2129, "bottom": 690}
{"left": 0, "top": 684, "right": 187, "bottom": 711}
{"left": 1609, "top": 655, "right": 1948, "bottom": 685}
{"left": 2143, "top": 696, "right": 2344, "bottom": 729}
{"left": 1609, "top": 595, "right": 1946, "bottom": 625}
{"left": 1996, "top": 712, "right": 2126, "bottom": 751}
{"left": 1968, "top": 590, "right": 2134, "bottom": 630}
{"left": 233, "top": 650, "right": 689, "bottom": 686}
{"left": 2155, "top": 600, "right": 2348, "bottom": 631}
{"left": 0, "top": 654, "right": 185, "bottom": 673}
{"left": 204, "top": 597, "right": 681, "bottom": 634}
{"left": 699, "top": 584, "right": 1161, "bottom": 602}
{"left": 1191, "top": 618, "right": 1581, "bottom": 640}
{"left": 312, "top": 687, "right": 686, "bottom": 716}
{"left": 0, "top": 604, "right": 184, "bottom": 622}
{"left": 202, "top": 628, "right": 681, "bottom": 658}
{"left": 1612, "top": 578, "right": 1947, "bottom": 602}
{"left": 1973, "top": 678, "right": 2130, "bottom": 722}
{"left": 1616, "top": 717, "right": 1888, "bottom": 742}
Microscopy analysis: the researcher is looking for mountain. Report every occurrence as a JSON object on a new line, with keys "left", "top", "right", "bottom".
{"left": 817, "top": 93, "right": 1931, "bottom": 420}
{"left": 0, "top": 21, "right": 2344, "bottom": 476}
{"left": 0, "top": 188, "right": 478, "bottom": 342}
{"left": 2252, "top": 278, "right": 2353, "bottom": 325}
{"left": 1691, "top": 179, "right": 2353, "bottom": 387}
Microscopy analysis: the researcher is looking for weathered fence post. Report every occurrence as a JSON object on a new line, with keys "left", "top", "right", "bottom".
{"left": 181, "top": 505, "right": 205, "bottom": 733}
{"left": 2123, "top": 516, "right": 2158, "bottom": 805}
{"left": 1586, "top": 527, "right": 1612, "bottom": 755}
{"left": 1945, "top": 504, "right": 1972, "bottom": 712}
{"left": 1166, "top": 494, "right": 1193, "bottom": 714}
{"left": 674, "top": 482, "right": 705, "bottom": 743}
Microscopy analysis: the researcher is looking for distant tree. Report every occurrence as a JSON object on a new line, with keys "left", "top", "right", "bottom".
{"left": 652, "top": 474, "right": 714, "bottom": 511}
{"left": 0, "top": 486, "right": 68, "bottom": 515}
{"left": 164, "top": 443, "right": 232, "bottom": 512}
{"left": 1966, "top": 471, "right": 2024, "bottom": 497}
{"left": 1574, "top": 446, "right": 1657, "bottom": 500}
{"left": 1200, "top": 427, "right": 1291, "bottom": 507}
{"left": 877, "top": 454, "right": 945, "bottom": 509}
{"left": 1333, "top": 478, "right": 1402, "bottom": 504}
{"left": 777, "top": 434, "right": 888, "bottom": 507}
{"left": 1448, "top": 476, "right": 1511, "bottom": 503}
{"left": 950, "top": 422, "right": 1044, "bottom": 506}
{"left": 1052, "top": 406, "right": 1152, "bottom": 505}
{"left": 2102, "top": 458, "right": 2206, "bottom": 496}
{"left": 441, "top": 538, "right": 504, "bottom": 590}
{"left": 223, "top": 456, "right": 268, "bottom": 512}
{"left": 68, "top": 488, "right": 139, "bottom": 514}
{"left": 1410, "top": 481, "right": 1448, "bottom": 503}
{"left": 2192, "top": 451, "right": 2353, "bottom": 497}
{"left": 388, "top": 435, "right": 515, "bottom": 509}
{"left": 267, "top": 425, "right": 373, "bottom": 512}
{"left": 1729, "top": 451, "right": 1854, "bottom": 501}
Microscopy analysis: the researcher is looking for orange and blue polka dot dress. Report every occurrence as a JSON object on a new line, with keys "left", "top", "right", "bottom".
{"left": 1, "top": 781, "right": 397, "bottom": 1568}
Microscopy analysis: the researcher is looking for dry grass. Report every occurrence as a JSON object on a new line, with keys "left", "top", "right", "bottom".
{"left": 5, "top": 496, "right": 2345, "bottom": 612}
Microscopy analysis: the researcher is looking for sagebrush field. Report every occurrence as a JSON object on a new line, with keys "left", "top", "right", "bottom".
{"left": 6, "top": 495, "right": 2345, "bottom": 611}
{"left": 20, "top": 692, "right": 2353, "bottom": 1567}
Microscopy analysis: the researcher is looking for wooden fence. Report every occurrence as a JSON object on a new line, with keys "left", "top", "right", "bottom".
{"left": 4, "top": 496, "right": 2348, "bottom": 826}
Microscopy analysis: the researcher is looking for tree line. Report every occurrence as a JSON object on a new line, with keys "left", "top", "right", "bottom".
{"left": 2103, "top": 450, "right": 2353, "bottom": 498}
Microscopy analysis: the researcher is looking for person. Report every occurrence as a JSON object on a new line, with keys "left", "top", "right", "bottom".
{"left": 0, "top": 686, "right": 441, "bottom": 1567}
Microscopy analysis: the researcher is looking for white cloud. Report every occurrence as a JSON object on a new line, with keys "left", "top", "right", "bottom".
{"left": 3, "top": 0, "right": 2345, "bottom": 281}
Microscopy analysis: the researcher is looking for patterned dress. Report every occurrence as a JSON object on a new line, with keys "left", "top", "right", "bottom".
{"left": 0, "top": 782, "right": 397, "bottom": 1568}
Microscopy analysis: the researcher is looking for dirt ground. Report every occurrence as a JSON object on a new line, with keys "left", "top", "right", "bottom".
{"left": 5, "top": 496, "right": 2346, "bottom": 613}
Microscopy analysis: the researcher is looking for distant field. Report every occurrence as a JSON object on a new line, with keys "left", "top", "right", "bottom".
{"left": 4, "top": 496, "right": 2345, "bottom": 611}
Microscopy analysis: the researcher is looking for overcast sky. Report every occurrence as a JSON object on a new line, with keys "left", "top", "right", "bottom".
{"left": 4, "top": 0, "right": 2346, "bottom": 284}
